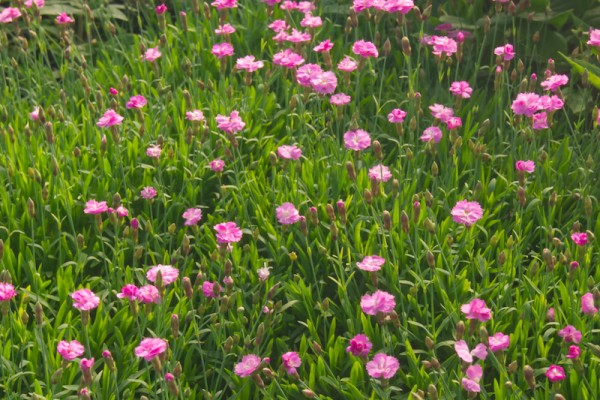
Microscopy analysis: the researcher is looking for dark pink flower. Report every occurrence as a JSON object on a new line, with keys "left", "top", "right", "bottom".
{"left": 511, "top": 93, "right": 541, "bottom": 117}
{"left": 581, "top": 293, "right": 598, "bottom": 315}
{"left": 515, "top": 160, "right": 535, "bottom": 173}
{"left": 278, "top": 144, "right": 302, "bottom": 160}
{"left": 236, "top": 55, "right": 264, "bottom": 72}
{"left": 214, "top": 222, "right": 243, "bottom": 244}
{"left": 388, "top": 108, "right": 407, "bottom": 123}
{"left": 211, "top": 0, "right": 237, "bottom": 9}
{"left": 567, "top": 345, "right": 581, "bottom": 359}
{"left": 56, "top": 12, "right": 74, "bottom": 25}
{"left": 545, "top": 365, "right": 566, "bottom": 382}
{"left": 202, "top": 281, "right": 221, "bottom": 298}
{"left": 215, "top": 24, "right": 236, "bottom": 35}
{"left": 281, "top": 351, "right": 301, "bottom": 375}
{"left": 571, "top": 232, "right": 588, "bottom": 246}
{"left": 449, "top": 81, "right": 472, "bottom": 98}
{"left": 366, "top": 354, "right": 399, "bottom": 379}
{"left": 494, "top": 44, "right": 515, "bottom": 61}
{"left": 588, "top": 29, "right": 600, "bottom": 47}
{"left": 136, "top": 285, "right": 161, "bottom": 304}
{"left": 314, "top": 39, "right": 334, "bottom": 53}
{"left": 532, "top": 112, "right": 548, "bottom": 130}
{"left": 210, "top": 159, "right": 225, "bottom": 172}
{"left": 140, "top": 186, "right": 157, "bottom": 199}
{"left": 273, "top": 49, "right": 305, "bottom": 68}
{"left": 0, "top": 283, "right": 17, "bottom": 302}
{"left": 461, "top": 298, "right": 491, "bottom": 321}
{"left": 0, "top": 7, "right": 22, "bottom": 23}
{"left": 135, "top": 338, "right": 168, "bottom": 362}
{"left": 117, "top": 284, "right": 138, "bottom": 300}
{"left": 541, "top": 74, "right": 568, "bottom": 92}
{"left": 155, "top": 4, "right": 167, "bottom": 14}
{"left": 126, "top": 95, "right": 147, "bottom": 109}
{"left": 346, "top": 334, "right": 372, "bottom": 357}
{"left": 558, "top": 325, "right": 582, "bottom": 344}
{"left": 24, "top": 0, "right": 45, "bottom": 8}
{"left": 97, "top": 109, "right": 124, "bottom": 128}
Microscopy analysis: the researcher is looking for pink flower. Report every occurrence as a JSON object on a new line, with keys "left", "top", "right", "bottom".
{"left": 278, "top": 144, "right": 302, "bottom": 160}
{"left": 515, "top": 160, "right": 535, "bottom": 173}
{"left": 451, "top": 200, "right": 484, "bottom": 226}
{"left": 140, "top": 186, "right": 157, "bottom": 199}
{"left": 135, "top": 338, "right": 168, "bottom": 362}
{"left": 357, "top": 255, "right": 385, "bottom": 272}
{"left": 214, "top": 222, "right": 243, "bottom": 244}
{"left": 311, "top": 71, "right": 338, "bottom": 95}
{"left": 84, "top": 200, "right": 108, "bottom": 214}
{"left": 571, "top": 232, "right": 588, "bottom": 246}
{"left": 30, "top": 107, "right": 40, "bottom": 120}
{"left": 215, "top": 24, "right": 236, "bottom": 35}
{"left": 136, "top": 285, "right": 161, "bottom": 304}
{"left": 558, "top": 325, "right": 582, "bottom": 344}
{"left": 155, "top": 4, "right": 167, "bottom": 14}
{"left": 273, "top": 49, "right": 305, "bottom": 68}
{"left": 146, "top": 145, "right": 161, "bottom": 159}
{"left": 276, "top": 203, "right": 301, "bottom": 225}
{"left": 215, "top": 110, "right": 245, "bottom": 134}
{"left": 182, "top": 208, "right": 203, "bottom": 226}
{"left": 0, "top": 7, "right": 22, "bottom": 23}
{"left": 450, "top": 81, "right": 472, "bottom": 98}
{"left": 538, "top": 95, "right": 564, "bottom": 111}
{"left": 56, "top": 13, "right": 74, "bottom": 25}
{"left": 581, "top": 293, "right": 598, "bottom": 316}
{"left": 547, "top": 307, "right": 555, "bottom": 321}
{"left": 446, "top": 116, "right": 462, "bottom": 130}
{"left": 454, "top": 340, "right": 488, "bottom": 363}
{"left": 545, "top": 365, "right": 566, "bottom": 382}
{"left": 420, "top": 126, "right": 443, "bottom": 143}
{"left": 80, "top": 357, "right": 94, "bottom": 372}
{"left": 297, "top": 64, "right": 323, "bottom": 87}
{"left": 388, "top": 108, "right": 407, "bottom": 123}
{"left": 352, "top": 40, "right": 378, "bottom": 58}
{"left": 57, "top": 340, "right": 85, "bottom": 360}
{"left": 109, "top": 88, "right": 118, "bottom": 96}
{"left": 368, "top": 164, "right": 392, "bottom": 182}
{"left": 314, "top": 39, "right": 334, "bottom": 53}
{"left": 0, "top": 283, "right": 17, "bottom": 302}
{"left": 494, "top": 44, "right": 515, "bottom": 61}
{"left": 346, "top": 334, "right": 372, "bottom": 357}
{"left": 211, "top": 0, "right": 237, "bottom": 9}
{"left": 281, "top": 351, "right": 301, "bottom": 375}
{"left": 532, "top": 112, "right": 548, "bottom": 130}
{"left": 429, "top": 104, "right": 454, "bottom": 123}
{"left": 97, "top": 109, "right": 124, "bottom": 128}
{"left": 286, "top": 28, "right": 311, "bottom": 43}
{"left": 142, "top": 47, "right": 162, "bottom": 62}
{"left": 337, "top": 56, "right": 358, "bottom": 72}
{"left": 202, "top": 281, "right": 221, "bottom": 298}
{"left": 212, "top": 43, "right": 234, "bottom": 58}
{"left": 301, "top": 13, "right": 322, "bottom": 28}
{"left": 257, "top": 266, "right": 270, "bottom": 281}
{"left": 344, "top": 129, "right": 371, "bottom": 151}
{"left": 567, "top": 345, "right": 581, "bottom": 359}
{"left": 488, "top": 332, "right": 510, "bottom": 352}
{"left": 541, "top": 74, "right": 568, "bottom": 92}
{"left": 431, "top": 36, "right": 457, "bottom": 56}
{"left": 366, "top": 353, "right": 399, "bottom": 379}
{"left": 588, "top": 29, "right": 600, "bottom": 47}
{"left": 360, "top": 290, "right": 396, "bottom": 315}
{"left": 147, "top": 265, "right": 179, "bottom": 285}
{"left": 236, "top": 55, "right": 264, "bottom": 72}
{"left": 24, "top": 0, "right": 45, "bottom": 8}
{"left": 186, "top": 110, "right": 205, "bottom": 122}
{"left": 462, "top": 364, "right": 483, "bottom": 393}
{"left": 117, "top": 284, "right": 138, "bottom": 300}
{"left": 234, "top": 354, "right": 261, "bottom": 377}
{"left": 330, "top": 93, "right": 351, "bottom": 106}
{"left": 268, "top": 19, "right": 289, "bottom": 32}
{"left": 126, "top": 95, "right": 147, "bottom": 109}
{"left": 71, "top": 289, "right": 100, "bottom": 311}
{"left": 511, "top": 93, "right": 541, "bottom": 117}
{"left": 210, "top": 159, "right": 225, "bottom": 172}
{"left": 461, "top": 298, "right": 491, "bottom": 321}
{"left": 384, "top": 0, "right": 414, "bottom": 13}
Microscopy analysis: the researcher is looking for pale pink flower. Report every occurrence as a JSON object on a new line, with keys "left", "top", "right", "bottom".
{"left": 182, "top": 208, "right": 203, "bottom": 226}
{"left": 450, "top": 81, "right": 472, "bottom": 98}
{"left": 286, "top": 28, "right": 311, "bottom": 43}
{"left": 0, "top": 7, "right": 21, "bottom": 23}
{"left": 571, "top": 232, "right": 588, "bottom": 246}
{"left": 281, "top": 351, "right": 301, "bottom": 375}
{"left": 24, "top": 0, "right": 45, "bottom": 8}
{"left": 567, "top": 345, "right": 581, "bottom": 359}
{"left": 212, "top": 43, "right": 234, "bottom": 58}
{"left": 126, "top": 95, "right": 147, "bottom": 109}
{"left": 71, "top": 288, "right": 100, "bottom": 311}
{"left": 257, "top": 266, "right": 271, "bottom": 281}
{"left": 462, "top": 364, "right": 483, "bottom": 393}
{"left": 452, "top": 200, "right": 484, "bottom": 226}
{"left": 352, "top": 40, "right": 378, "bottom": 58}
{"left": 135, "top": 338, "right": 168, "bottom": 362}
{"left": 337, "top": 56, "right": 358, "bottom": 72}
{"left": 541, "top": 74, "right": 568, "bottom": 92}
{"left": 297, "top": 64, "right": 323, "bottom": 87}
{"left": 211, "top": 0, "right": 237, "bottom": 9}
{"left": 357, "top": 255, "right": 385, "bottom": 272}
{"left": 314, "top": 39, "right": 334, "bottom": 53}
{"left": 186, "top": 110, "right": 205, "bottom": 122}
{"left": 301, "top": 13, "right": 322, "bottom": 28}
{"left": 454, "top": 340, "right": 488, "bottom": 363}
{"left": 366, "top": 354, "right": 399, "bottom": 379}
{"left": 216, "top": 110, "right": 245, "bottom": 134}
{"left": 97, "top": 109, "right": 124, "bottom": 127}
{"left": 146, "top": 145, "right": 161, "bottom": 159}
{"left": 234, "top": 354, "right": 261, "bottom": 377}
{"left": 346, "top": 334, "right": 372, "bottom": 357}
{"left": 136, "top": 285, "right": 161, "bottom": 304}
{"left": 368, "top": 164, "right": 392, "bottom": 182}
{"left": 30, "top": 107, "right": 40, "bottom": 121}
{"left": 0, "top": 283, "right": 17, "bottom": 302}
{"left": 461, "top": 298, "right": 491, "bottom": 321}
{"left": 388, "top": 108, "right": 407, "bottom": 123}
{"left": 140, "top": 186, "right": 157, "bottom": 199}
{"left": 117, "top": 284, "right": 138, "bottom": 300}
{"left": 56, "top": 13, "right": 74, "bottom": 25}
{"left": 545, "top": 365, "right": 566, "bottom": 382}
{"left": 214, "top": 222, "right": 243, "bottom": 243}
{"left": 384, "top": 0, "right": 414, "bottom": 13}
{"left": 210, "top": 159, "right": 225, "bottom": 172}
{"left": 142, "top": 47, "right": 162, "bottom": 62}
{"left": 276, "top": 203, "right": 301, "bottom": 225}
{"left": 311, "top": 71, "right": 338, "bottom": 95}
{"left": 532, "top": 112, "right": 548, "bottom": 130}
{"left": 344, "top": 129, "right": 371, "bottom": 151}
{"left": 297, "top": 1, "right": 316, "bottom": 13}
{"left": 421, "top": 126, "right": 443, "bottom": 143}
{"left": 558, "top": 325, "right": 582, "bottom": 344}
{"left": 547, "top": 307, "right": 555, "bottom": 321}
{"left": 277, "top": 144, "right": 302, "bottom": 160}
{"left": 268, "top": 19, "right": 289, "bottom": 32}
{"left": 352, "top": 0, "right": 373, "bottom": 12}
{"left": 538, "top": 95, "right": 564, "bottom": 111}
{"left": 236, "top": 55, "right": 264, "bottom": 72}
{"left": 494, "top": 44, "right": 515, "bottom": 61}
{"left": 147, "top": 265, "right": 179, "bottom": 285}
{"left": 360, "top": 290, "right": 396, "bottom": 315}
{"left": 57, "top": 340, "right": 85, "bottom": 360}
{"left": 330, "top": 93, "right": 351, "bottom": 106}
{"left": 431, "top": 36, "right": 457, "bottom": 56}
{"left": 202, "top": 281, "right": 221, "bottom": 298}
{"left": 488, "top": 332, "right": 510, "bottom": 352}
{"left": 215, "top": 24, "right": 236, "bottom": 35}
{"left": 581, "top": 293, "right": 598, "bottom": 315}
{"left": 588, "top": 29, "right": 600, "bottom": 47}
{"left": 84, "top": 200, "right": 108, "bottom": 214}
{"left": 515, "top": 160, "right": 535, "bottom": 173}
{"left": 273, "top": 49, "right": 305, "bottom": 68}
{"left": 429, "top": 103, "right": 454, "bottom": 123}
{"left": 115, "top": 206, "right": 128, "bottom": 218}
{"left": 511, "top": 93, "right": 541, "bottom": 117}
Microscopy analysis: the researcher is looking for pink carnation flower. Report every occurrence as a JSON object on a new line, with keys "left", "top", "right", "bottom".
{"left": 210, "top": 159, "right": 225, "bottom": 172}
{"left": 344, "top": 129, "right": 371, "bottom": 151}
{"left": 136, "top": 285, "right": 161, "bottom": 304}
{"left": 56, "top": 13, "right": 74, "bottom": 25}
{"left": 97, "top": 109, "right": 124, "bottom": 128}
{"left": 215, "top": 24, "right": 236, "bottom": 35}
{"left": 449, "top": 81, "right": 472, "bottom": 98}
{"left": 24, "top": 0, "right": 45, "bottom": 8}
{"left": 511, "top": 93, "right": 541, "bottom": 117}
{"left": 146, "top": 145, "right": 161, "bottom": 159}
{"left": 236, "top": 55, "right": 264, "bottom": 72}
{"left": 532, "top": 112, "right": 548, "bottom": 130}
{"left": 352, "top": 40, "right": 378, "bottom": 58}
{"left": 0, "top": 283, "right": 17, "bottom": 302}
{"left": 558, "top": 325, "right": 582, "bottom": 344}
{"left": 454, "top": 340, "right": 488, "bottom": 363}
{"left": 368, "top": 164, "right": 392, "bottom": 182}
{"left": 360, "top": 290, "right": 396, "bottom": 315}
{"left": 515, "top": 160, "right": 535, "bottom": 173}
{"left": 421, "top": 126, "right": 442, "bottom": 143}
{"left": 330, "top": 93, "right": 351, "bottom": 106}
{"left": 71, "top": 288, "right": 100, "bottom": 311}
{"left": 310, "top": 71, "right": 338, "bottom": 95}
{"left": 588, "top": 29, "right": 600, "bottom": 47}
{"left": 301, "top": 13, "right": 322, "bottom": 28}
{"left": 541, "top": 74, "right": 568, "bottom": 92}
{"left": 545, "top": 365, "right": 566, "bottom": 382}
{"left": 429, "top": 104, "right": 454, "bottom": 123}
{"left": 182, "top": 208, "right": 203, "bottom": 226}
{"left": 346, "top": 334, "right": 372, "bottom": 357}
{"left": 431, "top": 36, "right": 457, "bottom": 56}
{"left": 461, "top": 298, "right": 491, "bottom": 321}
{"left": 388, "top": 108, "right": 407, "bottom": 123}
{"left": 142, "top": 47, "right": 162, "bottom": 62}
{"left": 140, "top": 186, "right": 157, "bottom": 199}
{"left": 117, "top": 284, "right": 138, "bottom": 300}
{"left": 84, "top": 200, "right": 108, "bottom": 214}
{"left": 234, "top": 354, "right": 261, "bottom": 377}
{"left": 273, "top": 49, "right": 305, "bottom": 68}
{"left": 0, "top": 7, "right": 22, "bottom": 23}
{"left": 278, "top": 144, "right": 302, "bottom": 160}
{"left": 488, "top": 332, "right": 510, "bottom": 352}
{"left": 451, "top": 200, "right": 483, "bottom": 226}
{"left": 571, "top": 232, "right": 588, "bottom": 246}
{"left": 126, "top": 95, "right": 147, "bottom": 109}
{"left": 276, "top": 203, "right": 301, "bottom": 225}
{"left": 357, "top": 255, "right": 385, "bottom": 272}
{"left": 462, "top": 364, "right": 483, "bottom": 393}
{"left": 202, "top": 281, "right": 222, "bottom": 298}
{"left": 314, "top": 39, "right": 334, "bottom": 53}
{"left": 366, "top": 353, "right": 399, "bottom": 379}
{"left": 216, "top": 111, "right": 245, "bottom": 134}
{"left": 494, "top": 44, "right": 515, "bottom": 61}
{"left": 337, "top": 56, "right": 358, "bottom": 72}
{"left": 281, "top": 351, "right": 301, "bottom": 375}
{"left": 147, "top": 265, "right": 179, "bottom": 285}
{"left": 211, "top": 0, "right": 237, "bottom": 9}
{"left": 581, "top": 292, "right": 598, "bottom": 316}
{"left": 567, "top": 345, "right": 581, "bottom": 359}
{"left": 297, "top": 64, "right": 323, "bottom": 87}
{"left": 214, "top": 222, "right": 243, "bottom": 244}
{"left": 212, "top": 43, "right": 234, "bottom": 58}
{"left": 57, "top": 340, "right": 85, "bottom": 360}
{"left": 135, "top": 338, "right": 168, "bottom": 362}
{"left": 186, "top": 110, "right": 205, "bottom": 122}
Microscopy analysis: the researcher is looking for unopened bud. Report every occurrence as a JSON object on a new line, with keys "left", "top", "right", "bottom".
{"left": 373, "top": 140, "right": 383, "bottom": 160}
{"left": 383, "top": 211, "right": 391, "bottom": 231}
{"left": 346, "top": 161, "right": 356, "bottom": 181}
{"left": 401, "top": 37, "right": 411, "bottom": 56}
{"left": 523, "top": 365, "right": 535, "bottom": 389}
{"left": 456, "top": 320, "right": 465, "bottom": 340}
{"left": 424, "top": 218, "right": 436, "bottom": 234}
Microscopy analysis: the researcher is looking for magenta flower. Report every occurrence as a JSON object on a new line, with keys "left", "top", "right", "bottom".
{"left": 449, "top": 81, "right": 473, "bottom": 98}
{"left": 356, "top": 256, "right": 385, "bottom": 272}
{"left": 0, "top": 7, "right": 21, "bottom": 23}
{"left": 346, "top": 334, "right": 372, "bottom": 357}
{"left": 461, "top": 298, "right": 492, "bottom": 321}
{"left": 115, "top": 206, "right": 128, "bottom": 217}
{"left": 558, "top": 325, "right": 582, "bottom": 344}
{"left": 236, "top": 55, "right": 264, "bottom": 72}
{"left": 337, "top": 56, "right": 358, "bottom": 72}
{"left": 56, "top": 12, "right": 74, "bottom": 25}
{"left": 545, "top": 365, "right": 566, "bottom": 382}
{"left": 541, "top": 74, "right": 568, "bottom": 92}
{"left": 135, "top": 338, "right": 168, "bottom": 362}
{"left": 567, "top": 345, "right": 581, "bottom": 359}
{"left": 352, "top": 40, "right": 378, "bottom": 58}
{"left": 71, "top": 289, "right": 100, "bottom": 311}
{"left": 451, "top": 200, "right": 484, "bottom": 226}
{"left": 214, "top": 222, "right": 243, "bottom": 244}
{"left": 202, "top": 281, "right": 221, "bottom": 298}
{"left": 420, "top": 126, "right": 443, "bottom": 143}
{"left": 515, "top": 160, "right": 535, "bottom": 173}
{"left": 24, "top": 0, "right": 45, "bottom": 8}
{"left": 388, "top": 108, "right": 407, "bottom": 123}
{"left": 281, "top": 351, "right": 301, "bottom": 375}
{"left": 234, "top": 354, "right": 261, "bottom": 377}
{"left": 140, "top": 186, "right": 157, "bottom": 199}
{"left": 272, "top": 49, "right": 305, "bottom": 69}
{"left": 446, "top": 116, "right": 462, "bottom": 130}
{"left": 330, "top": 93, "right": 351, "bottom": 106}
{"left": 268, "top": 19, "right": 289, "bottom": 32}
{"left": 429, "top": 104, "right": 454, "bottom": 123}
{"left": 286, "top": 28, "right": 311, "bottom": 44}
{"left": 155, "top": 3, "right": 167, "bottom": 14}
{"left": 461, "top": 364, "right": 483, "bottom": 393}
{"left": 210, "top": 159, "right": 225, "bottom": 172}
{"left": 0, "top": 283, "right": 17, "bottom": 302}
{"left": 136, "top": 285, "right": 161, "bottom": 304}
{"left": 182, "top": 208, "right": 203, "bottom": 226}
{"left": 276, "top": 203, "right": 301, "bottom": 225}
{"left": 511, "top": 93, "right": 541, "bottom": 117}
{"left": 360, "top": 290, "right": 396, "bottom": 315}
{"left": 147, "top": 265, "right": 179, "bottom": 285}
{"left": 146, "top": 145, "right": 161, "bottom": 159}
{"left": 571, "top": 232, "right": 588, "bottom": 246}
{"left": 211, "top": 0, "right": 237, "bottom": 9}
{"left": 142, "top": 47, "right": 162, "bottom": 62}
{"left": 84, "top": 200, "right": 108, "bottom": 214}
{"left": 488, "top": 332, "right": 510, "bottom": 352}
{"left": 314, "top": 39, "right": 334, "bottom": 53}
{"left": 494, "top": 44, "right": 515, "bottom": 61}
{"left": 532, "top": 112, "right": 548, "bottom": 130}
{"left": 297, "top": 64, "right": 323, "bottom": 87}
{"left": 186, "top": 110, "right": 205, "bottom": 122}
{"left": 216, "top": 111, "right": 245, "bottom": 134}
{"left": 80, "top": 357, "right": 94, "bottom": 372}
{"left": 117, "top": 284, "right": 138, "bottom": 300}
{"left": 454, "top": 340, "right": 488, "bottom": 363}
{"left": 212, "top": 43, "right": 234, "bottom": 58}
{"left": 344, "top": 129, "right": 371, "bottom": 151}
{"left": 97, "top": 109, "right": 124, "bottom": 128}
{"left": 368, "top": 164, "right": 392, "bottom": 182}
{"left": 366, "top": 354, "right": 399, "bottom": 379}
{"left": 277, "top": 145, "right": 302, "bottom": 160}
{"left": 215, "top": 24, "right": 236, "bottom": 35}
{"left": 30, "top": 107, "right": 40, "bottom": 121}
{"left": 588, "top": 29, "right": 600, "bottom": 47}
{"left": 57, "top": 340, "right": 85, "bottom": 360}
{"left": 126, "top": 95, "right": 147, "bottom": 109}
{"left": 581, "top": 293, "right": 598, "bottom": 316}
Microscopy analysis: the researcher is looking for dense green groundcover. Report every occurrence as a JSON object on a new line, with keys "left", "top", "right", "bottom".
{"left": 0, "top": 0, "right": 599, "bottom": 398}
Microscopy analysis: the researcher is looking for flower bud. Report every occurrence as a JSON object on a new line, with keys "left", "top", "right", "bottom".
{"left": 455, "top": 320, "right": 465, "bottom": 340}
{"left": 383, "top": 211, "right": 391, "bottom": 231}
{"left": 523, "top": 365, "right": 535, "bottom": 389}
{"left": 401, "top": 36, "right": 411, "bottom": 56}
{"left": 346, "top": 161, "right": 356, "bottom": 181}
{"left": 400, "top": 210, "right": 409, "bottom": 233}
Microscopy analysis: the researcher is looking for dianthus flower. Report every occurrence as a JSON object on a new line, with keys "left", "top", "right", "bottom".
{"left": 117, "top": 284, "right": 138, "bottom": 300}
{"left": 455, "top": 340, "right": 488, "bottom": 363}
{"left": 126, "top": 95, "right": 147, "bottom": 109}
{"left": 330, "top": 93, "right": 351, "bottom": 106}
{"left": 234, "top": 354, "right": 261, "bottom": 377}
{"left": 140, "top": 186, "right": 157, "bottom": 199}
{"left": 142, "top": 47, "right": 161, "bottom": 62}
{"left": 352, "top": 40, "right": 378, "bottom": 58}
{"left": 276, "top": 203, "right": 301, "bottom": 225}
{"left": 541, "top": 74, "right": 568, "bottom": 92}
{"left": 488, "top": 332, "right": 510, "bottom": 352}
{"left": 236, "top": 55, "right": 264, "bottom": 72}
{"left": 558, "top": 325, "right": 582, "bottom": 344}
{"left": 71, "top": 289, "right": 100, "bottom": 311}
{"left": 494, "top": 44, "right": 515, "bottom": 61}
{"left": 431, "top": 36, "right": 457, "bottom": 56}
{"left": 429, "top": 104, "right": 454, "bottom": 123}
{"left": 182, "top": 208, "right": 203, "bottom": 226}
{"left": 337, "top": 56, "right": 358, "bottom": 72}
{"left": 135, "top": 338, "right": 168, "bottom": 362}
{"left": 581, "top": 293, "right": 598, "bottom": 315}
{"left": 511, "top": 93, "right": 541, "bottom": 117}
{"left": 356, "top": 255, "right": 385, "bottom": 272}
{"left": 571, "top": 232, "right": 588, "bottom": 246}
{"left": 310, "top": 71, "right": 338, "bottom": 95}
{"left": 452, "top": 200, "right": 484, "bottom": 226}
{"left": 368, "top": 164, "right": 392, "bottom": 182}
{"left": 147, "top": 265, "right": 179, "bottom": 285}
{"left": 281, "top": 351, "right": 301, "bottom": 375}
{"left": 214, "top": 222, "right": 243, "bottom": 243}
{"left": 216, "top": 111, "right": 245, "bottom": 134}
{"left": 388, "top": 108, "right": 407, "bottom": 123}
{"left": 210, "top": 159, "right": 225, "bottom": 172}
{"left": 202, "top": 281, "right": 221, "bottom": 298}
{"left": 0, "top": 7, "right": 21, "bottom": 23}
{"left": 212, "top": 43, "right": 234, "bottom": 58}
{"left": 57, "top": 340, "right": 85, "bottom": 360}
{"left": 297, "top": 64, "right": 323, "bottom": 87}
{"left": 515, "top": 160, "right": 535, "bottom": 173}
{"left": 146, "top": 145, "right": 161, "bottom": 159}
{"left": 449, "top": 81, "right": 472, "bottom": 98}
{"left": 360, "top": 290, "right": 396, "bottom": 315}
{"left": 545, "top": 365, "right": 566, "bottom": 382}
{"left": 366, "top": 354, "right": 399, "bottom": 379}
{"left": 97, "top": 109, "right": 124, "bottom": 128}
{"left": 462, "top": 365, "right": 483, "bottom": 393}
{"left": 314, "top": 39, "right": 333, "bottom": 53}
{"left": 136, "top": 285, "right": 161, "bottom": 304}
{"left": 84, "top": 200, "right": 108, "bottom": 214}
{"left": 56, "top": 13, "right": 74, "bottom": 24}
{"left": 461, "top": 298, "right": 491, "bottom": 321}
{"left": 346, "top": 334, "right": 372, "bottom": 357}
{"left": 343, "top": 129, "right": 371, "bottom": 151}
{"left": 421, "top": 126, "right": 442, "bottom": 143}
{"left": 277, "top": 145, "right": 302, "bottom": 160}
{"left": 186, "top": 110, "right": 205, "bottom": 122}
{"left": 273, "top": 49, "right": 305, "bottom": 68}
{"left": 0, "top": 283, "right": 17, "bottom": 302}
{"left": 588, "top": 29, "right": 600, "bottom": 47}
